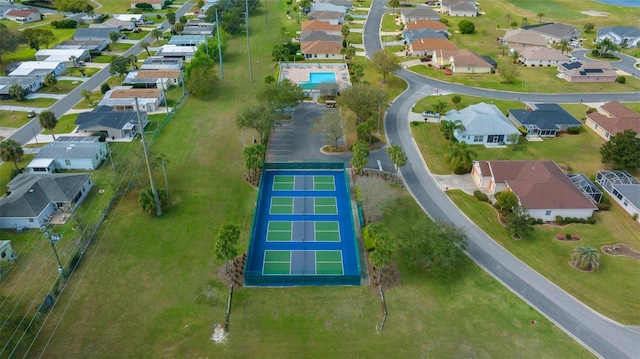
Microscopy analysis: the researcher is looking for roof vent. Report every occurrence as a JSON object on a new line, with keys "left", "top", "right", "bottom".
{"left": 29, "top": 189, "right": 34, "bottom": 193}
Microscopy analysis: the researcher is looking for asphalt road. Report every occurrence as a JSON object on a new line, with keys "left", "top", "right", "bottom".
{"left": 6, "top": 1, "right": 194, "bottom": 146}
{"left": 365, "top": 1, "right": 640, "bottom": 358}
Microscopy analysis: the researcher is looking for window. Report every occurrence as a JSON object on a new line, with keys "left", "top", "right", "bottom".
{"left": 65, "top": 159, "right": 71, "bottom": 166}
{"left": 605, "top": 132, "right": 610, "bottom": 138}
{"left": 623, "top": 200, "right": 628, "bottom": 206}
{"left": 594, "top": 124, "right": 598, "bottom": 129}
{"left": 29, "top": 218, "right": 34, "bottom": 222}
{"left": 325, "top": 54, "right": 329, "bottom": 58}
{"left": 545, "top": 210, "right": 552, "bottom": 216}
{"left": 1, "top": 251, "right": 5, "bottom": 259}
{"left": 473, "top": 135, "right": 483, "bottom": 142}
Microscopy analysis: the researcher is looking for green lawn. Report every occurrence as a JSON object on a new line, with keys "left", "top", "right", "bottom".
{"left": 0, "top": 97, "right": 57, "bottom": 108}
{"left": 126, "top": 30, "right": 150, "bottom": 40}
{"left": 448, "top": 190, "right": 640, "bottom": 324}
{"left": 42, "top": 114, "right": 78, "bottom": 135}
{"left": 413, "top": 94, "right": 524, "bottom": 115}
{"left": 65, "top": 67, "right": 101, "bottom": 77}
{"left": 109, "top": 43, "right": 135, "bottom": 52}
{"left": 411, "top": 120, "right": 609, "bottom": 176}
{"left": 347, "top": 31, "right": 363, "bottom": 45}
{"left": 408, "top": 64, "right": 640, "bottom": 93}
{"left": 39, "top": 80, "right": 82, "bottom": 94}
{"left": 0, "top": 110, "right": 31, "bottom": 128}
{"left": 0, "top": 154, "right": 35, "bottom": 189}
{"left": 381, "top": 13, "right": 401, "bottom": 32}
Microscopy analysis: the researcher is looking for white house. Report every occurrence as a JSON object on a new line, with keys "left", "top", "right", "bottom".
{"left": 596, "top": 171, "right": 640, "bottom": 222}
{"left": 123, "top": 69, "right": 183, "bottom": 88}
{"left": 75, "top": 105, "right": 149, "bottom": 141}
{"left": 99, "top": 86, "right": 165, "bottom": 112}
{"left": 401, "top": 8, "right": 440, "bottom": 23}
{"left": 27, "top": 137, "right": 108, "bottom": 172}
{"left": 307, "top": 10, "right": 345, "bottom": 25}
{"left": 517, "top": 46, "right": 569, "bottom": 67}
{"left": 301, "top": 40, "right": 343, "bottom": 60}
{"left": 155, "top": 45, "right": 197, "bottom": 62}
{"left": 446, "top": 102, "right": 520, "bottom": 145}
{"left": 7, "top": 61, "right": 66, "bottom": 78}
{"left": 4, "top": 7, "right": 40, "bottom": 23}
{"left": 0, "top": 240, "right": 17, "bottom": 263}
{"left": 35, "top": 49, "right": 90, "bottom": 67}
{"left": 0, "top": 173, "right": 93, "bottom": 229}
{"left": 596, "top": 26, "right": 640, "bottom": 48}
{"left": 0, "top": 76, "right": 42, "bottom": 99}
{"left": 472, "top": 160, "right": 598, "bottom": 221}
{"left": 441, "top": 0, "right": 477, "bottom": 17}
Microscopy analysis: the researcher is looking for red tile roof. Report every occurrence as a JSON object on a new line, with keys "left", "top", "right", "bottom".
{"left": 5, "top": 8, "right": 39, "bottom": 18}
{"left": 301, "top": 40, "right": 342, "bottom": 55}
{"left": 484, "top": 160, "right": 596, "bottom": 210}
{"left": 301, "top": 20, "right": 342, "bottom": 32}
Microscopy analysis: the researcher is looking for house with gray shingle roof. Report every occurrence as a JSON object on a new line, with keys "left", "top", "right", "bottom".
{"left": 401, "top": 7, "right": 440, "bottom": 23}
{"left": 596, "top": 26, "right": 640, "bottom": 48}
{"left": 508, "top": 103, "right": 581, "bottom": 138}
{"left": 402, "top": 28, "right": 447, "bottom": 43}
{"left": 75, "top": 106, "right": 149, "bottom": 141}
{"left": 517, "top": 46, "right": 569, "bottom": 67}
{"left": 523, "top": 22, "right": 580, "bottom": 43}
{"left": 0, "top": 173, "right": 93, "bottom": 229}
{"left": 27, "top": 136, "right": 108, "bottom": 173}
{"left": 447, "top": 102, "right": 520, "bottom": 145}
{"left": 0, "top": 76, "right": 42, "bottom": 99}
{"left": 73, "top": 27, "right": 118, "bottom": 42}
{"left": 596, "top": 171, "right": 640, "bottom": 223}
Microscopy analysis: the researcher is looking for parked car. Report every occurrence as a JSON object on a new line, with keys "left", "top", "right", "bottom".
{"left": 144, "top": 20, "right": 154, "bottom": 25}
{"left": 420, "top": 57, "right": 432, "bottom": 62}
{"left": 570, "top": 41, "right": 580, "bottom": 47}
{"left": 27, "top": 111, "right": 36, "bottom": 118}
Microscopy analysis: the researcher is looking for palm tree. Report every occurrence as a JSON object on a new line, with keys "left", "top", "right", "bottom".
{"left": 537, "top": 12, "right": 544, "bottom": 23}
{"left": 109, "top": 30, "right": 119, "bottom": 44}
{"left": 595, "top": 37, "right": 619, "bottom": 57}
{"left": 174, "top": 21, "right": 184, "bottom": 34}
{"left": 39, "top": 110, "right": 58, "bottom": 141}
{"left": 433, "top": 100, "right": 448, "bottom": 115}
{"left": 571, "top": 246, "right": 600, "bottom": 271}
{"left": 69, "top": 55, "right": 78, "bottom": 67}
{"left": 558, "top": 39, "right": 570, "bottom": 54}
{"left": 128, "top": 54, "right": 138, "bottom": 69}
{"left": 81, "top": 89, "right": 92, "bottom": 105}
{"left": 341, "top": 45, "right": 356, "bottom": 63}
{"left": 44, "top": 73, "right": 57, "bottom": 90}
{"left": 498, "top": 43, "right": 509, "bottom": 56}
{"left": 509, "top": 49, "right": 521, "bottom": 64}
{"left": 0, "top": 139, "right": 24, "bottom": 171}
{"left": 341, "top": 25, "right": 350, "bottom": 42}
{"left": 8, "top": 83, "right": 26, "bottom": 101}
{"left": 504, "top": 13, "right": 512, "bottom": 25}
{"left": 140, "top": 40, "right": 151, "bottom": 56}
{"left": 445, "top": 141, "right": 477, "bottom": 172}
{"left": 150, "top": 29, "right": 163, "bottom": 45}
{"left": 440, "top": 119, "right": 465, "bottom": 143}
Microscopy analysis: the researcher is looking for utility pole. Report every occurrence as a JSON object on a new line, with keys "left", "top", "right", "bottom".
{"left": 216, "top": 10, "right": 224, "bottom": 79}
{"left": 135, "top": 97, "right": 162, "bottom": 216}
{"left": 107, "top": 142, "right": 116, "bottom": 173}
{"left": 245, "top": 0, "right": 254, "bottom": 83}
{"left": 161, "top": 79, "right": 170, "bottom": 117}
{"left": 49, "top": 232, "right": 64, "bottom": 276}
{"left": 161, "top": 157, "right": 171, "bottom": 204}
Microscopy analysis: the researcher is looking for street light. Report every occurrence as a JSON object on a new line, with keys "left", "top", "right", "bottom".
{"left": 49, "top": 232, "right": 64, "bottom": 275}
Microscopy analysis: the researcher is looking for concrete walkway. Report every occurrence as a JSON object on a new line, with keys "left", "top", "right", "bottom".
{"left": 57, "top": 76, "right": 89, "bottom": 82}
{"left": 26, "top": 93, "right": 66, "bottom": 100}
{"left": 0, "top": 105, "right": 46, "bottom": 112}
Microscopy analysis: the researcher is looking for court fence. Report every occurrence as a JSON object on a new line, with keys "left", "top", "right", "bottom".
{"left": 264, "top": 162, "right": 345, "bottom": 170}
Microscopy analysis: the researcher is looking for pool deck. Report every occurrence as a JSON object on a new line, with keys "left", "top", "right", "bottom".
{"left": 279, "top": 63, "right": 352, "bottom": 90}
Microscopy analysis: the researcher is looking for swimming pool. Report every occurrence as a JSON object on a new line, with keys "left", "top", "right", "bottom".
{"left": 309, "top": 72, "right": 336, "bottom": 84}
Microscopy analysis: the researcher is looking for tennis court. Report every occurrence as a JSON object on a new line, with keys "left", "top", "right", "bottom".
{"left": 245, "top": 163, "right": 360, "bottom": 286}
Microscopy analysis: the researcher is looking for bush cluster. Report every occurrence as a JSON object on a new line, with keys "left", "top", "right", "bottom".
{"left": 556, "top": 216, "right": 596, "bottom": 225}
{"left": 567, "top": 126, "right": 581, "bottom": 134}
{"left": 596, "top": 202, "right": 610, "bottom": 211}
{"left": 616, "top": 76, "right": 626, "bottom": 84}
{"left": 51, "top": 19, "right": 77, "bottom": 28}
{"left": 473, "top": 190, "right": 489, "bottom": 202}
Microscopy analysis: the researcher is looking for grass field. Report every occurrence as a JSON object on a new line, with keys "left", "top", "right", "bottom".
{"left": 413, "top": 94, "right": 525, "bottom": 115}
{"left": 41, "top": 114, "right": 78, "bottom": 135}
{"left": 0, "top": 111, "right": 31, "bottom": 128}
{"left": 0, "top": 97, "right": 57, "bottom": 108}
{"left": 448, "top": 190, "right": 640, "bottom": 323}
{"left": 39, "top": 80, "right": 82, "bottom": 94}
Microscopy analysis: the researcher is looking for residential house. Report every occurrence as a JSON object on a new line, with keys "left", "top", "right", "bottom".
{"left": 307, "top": 10, "right": 345, "bottom": 25}
{"left": 0, "top": 173, "right": 93, "bottom": 229}
{"left": 596, "top": 171, "right": 640, "bottom": 223}
{"left": 558, "top": 61, "right": 617, "bottom": 83}
{"left": 0, "top": 76, "right": 42, "bottom": 99}
{"left": 508, "top": 103, "right": 581, "bottom": 137}
{"left": 517, "top": 46, "right": 569, "bottom": 66}
{"left": 300, "top": 30, "right": 341, "bottom": 43}
{"left": 140, "top": 57, "right": 183, "bottom": 70}
{"left": 4, "top": 7, "right": 40, "bottom": 23}
{"left": 7, "top": 61, "right": 66, "bottom": 78}
{"left": 123, "top": 69, "right": 183, "bottom": 88}
{"left": 130, "top": 0, "right": 163, "bottom": 10}
{"left": 317, "top": 0, "right": 353, "bottom": 9}
{"left": 522, "top": 22, "right": 580, "bottom": 44}
{"left": 432, "top": 49, "right": 492, "bottom": 73}
{"left": 471, "top": 160, "right": 597, "bottom": 221}
{"left": 585, "top": 101, "right": 640, "bottom": 141}
{"left": 75, "top": 105, "right": 149, "bottom": 141}
{"left": 401, "top": 8, "right": 440, "bottom": 23}
{"left": 441, "top": 0, "right": 477, "bottom": 17}
{"left": 405, "top": 19, "right": 448, "bottom": 33}
{"left": 155, "top": 45, "right": 197, "bottom": 62}
{"left": 503, "top": 28, "right": 548, "bottom": 48}
{"left": 596, "top": 26, "right": 640, "bottom": 48}
{"left": 0, "top": 3, "right": 18, "bottom": 20}
{"left": 99, "top": 86, "right": 165, "bottom": 112}
{"left": 409, "top": 37, "right": 457, "bottom": 56}
{"left": 446, "top": 102, "right": 520, "bottom": 145}
{"left": 73, "top": 27, "right": 117, "bottom": 42}
{"left": 55, "top": 40, "right": 107, "bottom": 52}
{"left": 309, "top": 2, "right": 347, "bottom": 14}
{"left": 27, "top": 136, "right": 108, "bottom": 172}
{"left": 301, "top": 40, "right": 343, "bottom": 60}
{"left": 168, "top": 35, "right": 208, "bottom": 46}
{"left": 35, "top": 49, "right": 90, "bottom": 67}
{"left": 301, "top": 20, "right": 342, "bottom": 35}
{"left": 91, "top": 18, "right": 136, "bottom": 31}
{"left": 113, "top": 14, "right": 144, "bottom": 23}
{"left": 0, "top": 241, "right": 17, "bottom": 263}
{"left": 181, "top": 24, "right": 214, "bottom": 35}
{"left": 402, "top": 28, "right": 447, "bottom": 43}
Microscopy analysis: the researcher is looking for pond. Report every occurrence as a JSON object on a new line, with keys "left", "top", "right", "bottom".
{"left": 594, "top": 0, "right": 640, "bottom": 7}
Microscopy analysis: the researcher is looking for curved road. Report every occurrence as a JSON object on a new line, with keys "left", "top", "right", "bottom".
{"left": 6, "top": 1, "right": 194, "bottom": 147}
{"left": 364, "top": 1, "right": 640, "bottom": 358}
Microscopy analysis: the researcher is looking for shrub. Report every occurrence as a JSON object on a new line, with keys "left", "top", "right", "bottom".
{"left": 136, "top": 3, "right": 153, "bottom": 10}
{"left": 632, "top": 213, "right": 639, "bottom": 221}
{"left": 567, "top": 126, "right": 580, "bottom": 134}
{"left": 473, "top": 190, "right": 489, "bottom": 202}
{"left": 536, "top": 218, "right": 543, "bottom": 225}
{"left": 616, "top": 76, "right": 626, "bottom": 84}
{"left": 490, "top": 67, "right": 495, "bottom": 74}
{"left": 156, "top": 14, "right": 162, "bottom": 19}
{"left": 453, "top": 166, "right": 470, "bottom": 174}
{"left": 101, "top": 83, "right": 111, "bottom": 94}
{"left": 565, "top": 233, "right": 572, "bottom": 240}
{"left": 587, "top": 217, "right": 596, "bottom": 224}
{"left": 572, "top": 217, "right": 579, "bottom": 223}
{"left": 439, "top": 18, "right": 449, "bottom": 25}
{"left": 586, "top": 107, "right": 597, "bottom": 114}
{"left": 51, "top": 19, "right": 78, "bottom": 28}
{"left": 527, "top": 217, "right": 536, "bottom": 225}
{"left": 579, "top": 218, "right": 586, "bottom": 224}
{"left": 364, "top": 235, "right": 376, "bottom": 251}
{"left": 596, "top": 202, "right": 610, "bottom": 211}
{"left": 555, "top": 215, "right": 564, "bottom": 224}
{"left": 564, "top": 217, "right": 573, "bottom": 224}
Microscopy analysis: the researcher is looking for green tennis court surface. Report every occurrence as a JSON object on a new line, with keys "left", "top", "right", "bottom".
{"left": 263, "top": 250, "right": 344, "bottom": 275}
{"left": 272, "top": 175, "right": 336, "bottom": 191}
{"left": 269, "top": 197, "right": 338, "bottom": 215}
{"left": 314, "top": 197, "right": 338, "bottom": 214}
{"left": 266, "top": 221, "right": 340, "bottom": 242}
{"left": 270, "top": 197, "right": 293, "bottom": 214}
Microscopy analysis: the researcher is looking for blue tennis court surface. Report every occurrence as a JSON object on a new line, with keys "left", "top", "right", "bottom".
{"left": 245, "top": 163, "right": 361, "bottom": 286}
